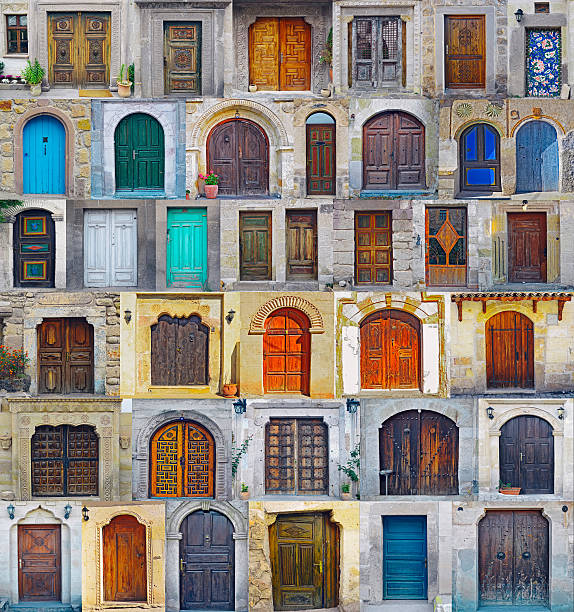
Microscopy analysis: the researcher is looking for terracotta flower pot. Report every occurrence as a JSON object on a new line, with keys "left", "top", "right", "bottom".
{"left": 204, "top": 184, "right": 218, "bottom": 199}
{"left": 499, "top": 487, "right": 521, "bottom": 495}
{"left": 340, "top": 491, "right": 351, "bottom": 501}
{"left": 117, "top": 81, "right": 132, "bottom": 98}
{"left": 239, "top": 490, "right": 250, "bottom": 501}
{"left": 222, "top": 383, "right": 238, "bottom": 398}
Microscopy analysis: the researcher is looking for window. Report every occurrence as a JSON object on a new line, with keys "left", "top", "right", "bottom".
{"left": 535, "top": 3, "right": 550, "bottom": 13}
{"left": 6, "top": 15, "right": 28, "bottom": 54}
{"left": 459, "top": 123, "right": 501, "bottom": 192}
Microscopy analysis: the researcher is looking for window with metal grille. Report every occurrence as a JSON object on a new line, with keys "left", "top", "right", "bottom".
{"left": 6, "top": 15, "right": 28, "bottom": 54}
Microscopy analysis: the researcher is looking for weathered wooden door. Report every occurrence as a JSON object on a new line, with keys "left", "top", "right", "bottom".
{"left": 355, "top": 211, "right": 392, "bottom": 285}
{"left": 23, "top": 115, "right": 66, "bottom": 195}
{"left": 38, "top": 318, "right": 94, "bottom": 394}
{"left": 516, "top": 121, "right": 559, "bottom": 193}
{"left": 208, "top": 120, "right": 269, "bottom": 196}
{"left": 167, "top": 208, "right": 207, "bottom": 288}
{"left": 444, "top": 15, "right": 485, "bottom": 88}
{"left": 13, "top": 210, "right": 55, "bottom": 288}
{"left": 266, "top": 418, "right": 328, "bottom": 495}
{"left": 360, "top": 309, "right": 420, "bottom": 390}
{"left": 479, "top": 511, "right": 549, "bottom": 607}
{"left": 500, "top": 416, "right": 554, "bottom": 494}
{"left": 18, "top": 525, "right": 61, "bottom": 602}
{"left": 263, "top": 308, "right": 311, "bottom": 395}
{"left": 383, "top": 516, "right": 427, "bottom": 600}
{"left": 286, "top": 211, "right": 317, "bottom": 280}
{"left": 363, "top": 111, "right": 425, "bottom": 190}
{"left": 84, "top": 209, "right": 137, "bottom": 287}
{"left": 150, "top": 420, "right": 215, "bottom": 497}
{"left": 486, "top": 312, "right": 534, "bottom": 389}
{"left": 379, "top": 411, "right": 458, "bottom": 495}
{"left": 115, "top": 113, "right": 165, "bottom": 192}
{"left": 103, "top": 515, "right": 147, "bottom": 602}
{"left": 164, "top": 22, "right": 201, "bottom": 95}
{"left": 180, "top": 511, "right": 234, "bottom": 610}
{"left": 508, "top": 212, "right": 547, "bottom": 283}
{"left": 150, "top": 315, "right": 209, "bottom": 386}
{"left": 306, "top": 121, "right": 335, "bottom": 195}
{"left": 425, "top": 207, "right": 467, "bottom": 286}
{"left": 270, "top": 513, "right": 338, "bottom": 610}
{"left": 239, "top": 212, "right": 272, "bottom": 280}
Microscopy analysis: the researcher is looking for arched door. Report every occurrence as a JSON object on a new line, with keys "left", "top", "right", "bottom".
{"left": 360, "top": 309, "right": 420, "bottom": 389}
{"left": 363, "top": 111, "right": 425, "bottom": 190}
{"left": 459, "top": 123, "right": 501, "bottom": 192}
{"left": 207, "top": 119, "right": 269, "bottom": 196}
{"left": 379, "top": 410, "right": 458, "bottom": 495}
{"left": 23, "top": 115, "right": 66, "bottom": 195}
{"left": 516, "top": 121, "right": 559, "bottom": 193}
{"left": 180, "top": 510, "right": 234, "bottom": 610}
{"left": 486, "top": 312, "right": 534, "bottom": 389}
{"left": 500, "top": 416, "right": 554, "bottom": 494}
{"left": 150, "top": 420, "right": 215, "bottom": 497}
{"left": 115, "top": 113, "right": 165, "bottom": 192}
{"left": 13, "top": 210, "right": 55, "bottom": 288}
{"left": 263, "top": 308, "right": 310, "bottom": 395}
{"left": 306, "top": 112, "right": 335, "bottom": 195}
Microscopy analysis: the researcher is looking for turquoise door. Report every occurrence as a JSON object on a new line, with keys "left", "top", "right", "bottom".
{"left": 23, "top": 115, "right": 66, "bottom": 194}
{"left": 383, "top": 516, "right": 427, "bottom": 600}
{"left": 167, "top": 208, "right": 207, "bottom": 288}
{"left": 516, "top": 121, "right": 559, "bottom": 193}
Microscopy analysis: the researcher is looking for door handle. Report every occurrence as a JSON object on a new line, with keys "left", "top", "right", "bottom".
{"left": 180, "top": 558, "right": 186, "bottom": 572}
{"left": 520, "top": 452, "right": 524, "bottom": 462}
{"left": 132, "top": 149, "right": 137, "bottom": 160}
{"left": 19, "top": 559, "right": 23, "bottom": 569}
{"left": 314, "top": 561, "right": 322, "bottom": 573}
{"left": 425, "top": 558, "right": 427, "bottom": 568}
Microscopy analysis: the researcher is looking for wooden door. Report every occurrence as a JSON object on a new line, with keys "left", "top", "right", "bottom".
{"left": 263, "top": 308, "right": 311, "bottom": 395}
{"left": 383, "top": 516, "right": 427, "bottom": 600}
{"left": 239, "top": 211, "right": 272, "bottom": 280}
{"left": 444, "top": 15, "right": 485, "bottom": 88}
{"left": 180, "top": 511, "right": 234, "bottom": 610}
{"left": 508, "top": 212, "right": 547, "bottom": 283}
{"left": 500, "top": 416, "right": 554, "bottom": 494}
{"left": 270, "top": 513, "right": 338, "bottom": 610}
{"left": 363, "top": 111, "right": 425, "bottom": 190}
{"left": 360, "top": 309, "right": 420, "bottom": 390}
{"left": 164, "top": 22, "right": 201, "bottom": 95}
{"left": 479, "top": 511, "right": 549, "bottom": 607}
{"left": 355, "top": 212, "right": 392, "bottom": 285}
{"left": 151, "top": 315, "right": 209, "bottom": 386}
{"left": 103, "top": 515, "right": 147, "bottom": 602}
{"left": 425, "top": 207, "right": 467, "bottom": 286}
{"left": 286, "top": 211, "right": 317, "bottom": 280}
{"left": 486, "top": 312, "right": 534, "bottom": 389}
{"left": 23, "top": 115, "right": 66, "bottom": 195}
{"left": 38, "top": 318, "right": 94, "bottom": 394}
{"left": 249, "top": 18, "right": 279, "bottom": 90}
{"left": 516, "top": 121, "right": 559, "bottom": 193}
{"left": 306, "top": 124, "right": 335, "bottom": 195}
{"left": 18, "top": 525, "right": 61, "bottom": 602}
{"left": 266, "top": 418, "right": 328, "bottom": 495}
{"left": 150, "top": 420, "right": 215, "bottom": 498}
{"left": 13, "top": 210, "right": 55, "bottom": 288}
{"left": 167, "top": 207, "right": 207, "bottom": 288}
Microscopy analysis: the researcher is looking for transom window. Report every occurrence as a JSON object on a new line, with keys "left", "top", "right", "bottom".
{"left": 6, "top": 15, "right": 28, "bottom": 54}
{"left": 459, "top": 123, "right": 501, "bottom": 192}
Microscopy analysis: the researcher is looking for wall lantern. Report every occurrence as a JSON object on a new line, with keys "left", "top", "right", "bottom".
{"left": 522, "top": 199, "right": 529, "bottom": 211}
{"left": 64, "top": 503, "right": 72, "bottom": 520}
{"left": 233, "top": 398, "right": 247, "bottom": 415}
{"left": 486, "top": 406, "right": 495, "bottom": 420}
{"left": 346, "top": 398, "right": 360, "bottom": 414}
{"left": 124, "top": 309, "right": 132, "bottom": 324}
{"left": 226, "top": 309, "right": 236, "bottom": 324}
{"left": 562, "top": 505, "right": 569, "bottom": 512}
{"left": 514, "top": 8, "right": 524, "bottom": 22}
{"left": 82, "top": 506, "right": 90, "bottom": 521}
{"left": 7, "top": 503, "right": 15, "bottom": 520}
{"left": 558, "top": 406, "right": 565, "bottom": 420}
{"left": 234, "top": 110, "right": 240, "bottom": 119}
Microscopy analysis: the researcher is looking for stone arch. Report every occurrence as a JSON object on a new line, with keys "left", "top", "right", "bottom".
{"left": 358, "top": 306, "right": 422, "bottom": 326}
{"left": 166, "top": 500, "right": 248, "bottom": 537}
{"left": 362, "top": 108, "right": 427, "bottom": 130}
{"left": 249, "top": 296, "right": 324, "bottom": 334}
{"left": 293, "top": 102, "right": 349, "bottom": 128}
{"left": 489, "top": 405, "right": 562, "bottom": 435}
{"left": 511, "top": 115, "right": 566, "bottom": 138}
{"left": 454, "top": 119, "right": 505, "bottom": 140}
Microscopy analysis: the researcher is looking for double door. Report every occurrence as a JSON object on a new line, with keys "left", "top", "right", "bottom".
{"left": 306, "top": 124, "right": 335, "bottom": 195}
{"left": 18, "top": 525, "right": 61, "bottom": 602}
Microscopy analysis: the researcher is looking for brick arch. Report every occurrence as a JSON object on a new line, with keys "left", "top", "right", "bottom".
{"left": 249, "top": 296, "right": 324, "bottom": 334}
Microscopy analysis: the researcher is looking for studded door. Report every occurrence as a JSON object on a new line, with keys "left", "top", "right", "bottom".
{"left": 425, "top": 207, "right": 467, "bottom": 286}
{"left": 13, "top": 210, "right": 55, "bottom": 288}
{"left": 164, "top": 22, "right": 201, "bottom": 95}
{"left": 18, "top": 525, "right": 61, "bottom": 601}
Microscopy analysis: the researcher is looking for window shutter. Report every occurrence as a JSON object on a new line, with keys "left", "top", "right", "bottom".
{"left": 353, "top": 17, "right": 377, "bottom": 87}
{"left": 379, "top": 17, "right": 400, "bottom": 83}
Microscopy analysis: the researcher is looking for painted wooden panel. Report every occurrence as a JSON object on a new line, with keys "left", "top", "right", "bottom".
{"left": 167, "top": 207, "right": 207, "bottom": 288}
{"left": 249, "top": 18, "right": 280, "bottom": 90}
{"left": 445, "top": 15, "right": 485, "bottom": 88}
{"left": 516, "top": 121, "right": 559, "bottom": 193}
{"left": 352, "top": 17, "right": 401, "bottom": 87}
{"left": 425, "top": 207, "right": 467, "bottom": 286}
{"left": 306, "top": 124, "right": 335, "bottom": 195}
{"left": 286, "top": 211, "right": 317, "bottom": 280}
{"left": 18, "top": 525, "right": 61, "bottom": 602}
{"left": 526, "top": 29, "right": 561, "bottom": 97}
{"left": 164, "top": 22, "right": 201, "bottom": 95}
{"left": 23, "top": 115, "right": 66, "bottom": 195}
{"left": 508, "top": 212, "right": 547, "bottom": 282}
{"left": 240, "top": 211, "right": 272, "bottom": 280}
{"left": 355, "top": 212, "right": 392, "bottom": 285}
{"left": 13, "top": 210, "right": 56, "bottom": 288}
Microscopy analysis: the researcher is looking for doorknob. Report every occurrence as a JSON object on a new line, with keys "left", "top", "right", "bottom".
{"left": 19, "top": 559, "right": 23, "bottom": 569}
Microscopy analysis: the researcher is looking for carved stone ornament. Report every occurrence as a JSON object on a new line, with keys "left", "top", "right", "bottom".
{"left": 0, "top": 434, "right": 12, "bottom": 450}
{"left": 119, "top": 436, "right": 130, "bottom": 449}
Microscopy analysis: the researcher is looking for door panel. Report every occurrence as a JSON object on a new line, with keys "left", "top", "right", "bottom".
{"left": 23, "top": 115, "right": 66, "bottom": 195}
{"left": 240, "top": 212, "right": 272, "bottom": 280}
{"left": 249, "top": 18, "right": 280, "bottom": 90}
{"left": 516, "top": 121, "right": 559, "bottom": 193}
{"left": 164, "top": 22, "right": 201, "bottom": 95}
{"left": 355, "top": 212, "right": 392, "bottom": 285}
{"left": 167, "top": 208, "right": 207, "bottom": 288}
{"left": 445, "top": 15, "right": 485, "bottom": 88}
{"left": 426, "top": 207, "right": 467, "bottom": 287}
{"left": 508, "top": 212, "right": 547, "bottom": 283}
{"left": 286, "top": 211, "right": 317, "bottom": 280}
{"left": 13, "top": 210, "right": 56, "bottom": 288}
{"left": 18, "top": 525, "right": 61, "bottom": 602}
{"left": 306, "top": 124, "right": 335, "bottom": 195}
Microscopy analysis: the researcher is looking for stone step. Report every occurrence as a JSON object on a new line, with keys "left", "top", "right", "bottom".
{"left": 8, "top": 604, "right": 75, "bottom": 612}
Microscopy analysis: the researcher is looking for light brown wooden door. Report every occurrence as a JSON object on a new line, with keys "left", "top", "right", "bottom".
{"left": 18, "top": 525, "right": 61, "bottom": 602}
{"left": 508, "top": 212, "right": 547, "bottom": 283}
{"left": 355, "top": 211, "right": 392, "bottom": 285}
{"left": 286, "top": 210, "right": 317, "bottom": 280}
{"left": 445, "top": 15, "right": 485, "bottom": 88}
{"left": 425, "top": 207, "right": 467, "bottom": 286}
{"left": 164, "top": 22, "right": 201, "bottom": 95}
{"left": 240, "top": 211, "right": 272, "bottom": 280}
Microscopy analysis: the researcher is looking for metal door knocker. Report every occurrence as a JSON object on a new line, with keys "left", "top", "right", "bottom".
{"left": 522, "top": 551, "right": 531, "bottom": 560}
{"left": 496, "top": 551, "right": 505, "bottom": 560}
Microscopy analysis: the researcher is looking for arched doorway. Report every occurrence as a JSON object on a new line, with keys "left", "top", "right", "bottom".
{"left": 207, "top": 119, "right": 269, "bottom": 196}
{"left": 459, "top": 123, "right": 501, "bottom": 192}
{"left": 13, "top": 209, "right": 55, "bottom": 288}
{"left": 516, "top": 121, "right": 559, "bottom": 192}
{"left": 306, "top": 112, "right": 335, "bottom": 195}
{"left": 23, "top": 115, "right": 66, "bottom": 194}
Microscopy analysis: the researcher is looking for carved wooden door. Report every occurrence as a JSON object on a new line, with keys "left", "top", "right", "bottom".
{"left": 13, "top": 210, "right": 55, "bottom": 288}
{"left": 306, "top": 124, "right": 335, "bottom": 195}
{"left": 150, "top": 420, "right": 215, "bottom": 498}
{"left": 479, "top": 511, "right": 549, "bottom": 607}
{"left": 239, "top": 211, "right": 272, "bottom": 280}
{"left": 355, "top": 212, "right": 392, "bottom": 285}
{"left": 103, "top": 515, "right": 147, "bottom": 602}
{"left": 150, "top": 315, "right": 209, "bottom": 386}
{"left": 18, "top": 525, "right": 61, "bottom": 602}
{"left": 286, "top": 211, "right": 317, "bottom": 280}
{"left": 445, "top": 15, "right": 485, "bottom": 88}
{"left": 508, "top": 213, "right": 547, "bottom": 283}
{"left": 164, "top": 22, "right": 201, "bottom": 95}
{"left": 425, "top": 207, "right": 467, "bottom": 286}
{"left": 263, "top": 308, "right": 311, "bottom": 395}
{"left": 38, "top": 318, "right": 94, "bottom": 394}
{"left": 180, "top": 511, "right": 234, "bottom": 610}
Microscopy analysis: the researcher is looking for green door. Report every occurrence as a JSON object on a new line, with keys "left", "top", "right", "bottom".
{"left": 115, "top": 113, "right": 165, "bottom": 192}
{"left": 167, "top": 208, "right": 207, "bottom": 288}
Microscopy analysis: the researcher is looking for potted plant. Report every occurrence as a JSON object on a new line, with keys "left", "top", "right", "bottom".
{"left": 200, "top": 171, "right": 219, "bottom": 198}
{"left": 117, "top": 64, "right": 132, "bottom": 98}
{"left": 185, "top": 189, "right": 190, "bottom": 200}
{"left": 341, "top": 482, "right": 352, "bottom": 501}
{"left": 222, "top": 383, "right": 238, "bottom": 398}
{"left": 239, "top": 483, "right": 249, "bottom": 500}
{"left": 249, "top": 84, "right": 258, "bottom": 93}
{"left": 0, "top": 346, "right": 31, "bottom": 392}
{"left": 499, "top": 480, "right": 521, "bottom": 495}
{"left": 22, "top": 59, "right": 44, "bottom": 96}
{"left": 319, "top": 28, "right": 333, "bottom": 82}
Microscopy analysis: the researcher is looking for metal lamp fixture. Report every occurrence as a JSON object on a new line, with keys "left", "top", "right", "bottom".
{"left": 514, "top": 8, "right": 524, "bottom": 22}
{"left": 64, "top": 503, "right": 72, "bottom": 520}
{"left": 346, "top": 398, "right": 360, "bottom": 414}
{"left": 7, "top": 503, "right": 15, "bottom": 520}
{"left": 124, "top": 309, "right": 132, "bottom": 324}
{"left": 486, "top": 406, "right": 495, "bottom": 420}
{"left": 82, "top": 506, "right": 90, "bottom": 521}
{"left": 558, "top": 406, "right": 565, "bottom": 420}
{"left": 233, "top": 398, "right": 247, "bottom": 414}
{"left": 225, "top": 309, "right": 236, "bottom": 324}
{"left": 234, "top": 110, "right": 240, "bottom": 119}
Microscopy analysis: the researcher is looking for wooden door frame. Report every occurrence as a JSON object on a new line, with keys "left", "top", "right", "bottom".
{"left": 18, "top": 524, "right": 62, "bottom": 602}
{"left": 507, "top": 211, "right": 547, "bottom": 283}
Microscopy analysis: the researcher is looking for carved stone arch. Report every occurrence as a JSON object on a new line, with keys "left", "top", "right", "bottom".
{"left": 490, "top": 405, "right": 562, "bottom": 435}
{"left": 17, "top": 505, "right": 62, "bottom": 525}
{"left": 343, "top": 295, "right": 437, "bottom": 325}
{"left": 249, "top": 296, "right": 324, "bottom": 334}
{"left": 293, "top": 103, "right": 349, "bottom": 128}
{"left": 454, "top": 119, "right": 505, "bottom": 141}
{"left": 511, "top": 115, "right": 566, "bottom": 138}
{"left": 167, "top": 500, "right": 248, "bottom": 537}
{"left": 357, "top": 306, "right": 422, "bottom": 326}
{"left": 363, "top": 108, "right": 427, "bottom": 130}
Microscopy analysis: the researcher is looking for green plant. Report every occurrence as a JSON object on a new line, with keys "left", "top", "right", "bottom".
{"left": 499, "top": 480, "right": 513, "bottom": 490}
{"left": 0, "top": 200, "right": 23, "bottom": 222}
{"left": 128, "top": 63, "right": 135, "bottom": 92}
{"left": 22, "top": 59, "right": 45, "bottom": 85}
{"left": 117, "top": 63, "right": 131, "bottom": 85}
{"left": 319, "top": 28, "right": 333, "bottom": 66}
{"left": 0, "top": 62, "right": 4, "bottom": 75}
{"left": 0, "top": 346, "right": 29, "bottom": 379}
{"left": 341, "top": 482, "right": 350, "bottom": 493}
{"left": 199, "top": 171, "right": 220, "bottom": 185}
{"left": 241, "top": 483, "right": 248, "bottom": 493}
{"left": 231, "top": 434, "right": 253, "bottom": 478}
{"left": 337, "top": 443, "right": 360, "bottom": 482}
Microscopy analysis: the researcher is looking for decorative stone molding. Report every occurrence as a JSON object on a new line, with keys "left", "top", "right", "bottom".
{"left": 249, "top": 296, "right": 325, "bottom": 334}
{"left": 119, "top": 436, "right": 130, "bottom": 450}
{"left": 167, "top": 500, "right": 247, "bottom": 538}
{"left": 0, "top": 434, "right": 12, "bottom": 450}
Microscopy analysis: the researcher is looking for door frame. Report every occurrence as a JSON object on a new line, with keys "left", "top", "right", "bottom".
{"left": 18, "top": 524, "right": 62, "bottom": 602}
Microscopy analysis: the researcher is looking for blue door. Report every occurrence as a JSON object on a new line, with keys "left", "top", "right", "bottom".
{"left": 383, "top": 516, "right": 427, "bottom": 600}
{"left": 167, "top": 207, "right": 207, "bottom": 288}
{"left": 23, "top": 115, "right": 66, "bottom": 195}
{"left": 516, "top": 121, "right": 558, "bottom": 193}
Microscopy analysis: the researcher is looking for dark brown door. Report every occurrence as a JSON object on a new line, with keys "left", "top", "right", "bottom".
{"left": 355, "top": 212, "right": 392, "bottom": 285}
{"left": 151, "top": 315, "right": 209, "bottom": 386}
{"left": 363, "top": 111, "right": 425, "bottom": 190}
{"left": 208, "top": 119, "right": 269, "bottom": 196}
{"left": 18, "top": 525, "right": 61, "bottom": 602}
{"left": 270, "top": 513, "right": 338, "bottom": 610}
{"left": 266, "top": 418, "right": 328, "bottom": 495}
{"left": 500, "top": 416, "right": 554, "bottom": 494}
{"left": 164, "top": 22, "right": 201, "bottom": 95}
{"left": 479, "top": 511, "right": 549, "bottom": 607}
{"left": 486, "top": 312, "right": 534, "bottom": 389}
{"left": 103, "top": 515, "right": 147, "bottom": 602}
{"left": 425, "top": 207, "right": 467, "bottom": 286}
{"left": 360, "top": 309, "right": 420, "bottom": 389}
{"left": 286, "top": 210, "right": 317, "bottom": 280}
{"left": 508, "top": 212, "right": 547, "bottom": 283}
{"left": 306, "top": 123, "right": 335, "bottom": 195}
{"left": 38, "top": 318, "right": 94, "bottom": 394}
{"left": 445, "top": 15, "right": 485, "bottom": 88}
{"left": 239, "top": 211, "right": 272, "bottom": 280}
{"left": 13, "top": 210, "right": 55, "bottom": 288}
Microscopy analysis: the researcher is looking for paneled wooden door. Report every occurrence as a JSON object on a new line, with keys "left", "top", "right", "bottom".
{"left": 164, "top": 22, "right": 201, "bottom": 95}
{"left": 306, "top": 124, "right": 335, "bottom": 195}
{"left": 355, "top": 211, "right": 392, "bottom": 285}
{"left": 239, "top": 211, "right": 272, "bottom": 280}
{"left": 167, "top": 207, "right": 207, "bottom": 288}
{"left": 38, "top": 318, "right": 94, "bottom": 394}
{"left": 180, "top": 511, "right": 234, "bottom": 610}
{"left": 18, "top": 525, "right": 61, "bottom": 602}
{"left": 508, "top": 212, "right": 547, "bottom": 283}
{"left": 286, "top": 210, "right": 317, "bottom": 280}
{"left": 444, "top": 15, "right": 486, "bottom": 88}
{"left": 48, "top": 12, "right": 110, "bottom": 88}
{"left": 23, "top": 115, "right": 66, "bottom": 195}
{"left": 516, "top": 121, "right": 559, "bottom": 193}
{"left": 479, "top": 511, "right": 549, "bottom": 607}
{"left": 425, "top": 207, "right": 467, "bottom": 286}
{"left": 270, "top": 513, "right": 338, "bottom": 610}
{"left": 103, "top": 515, "right": 147, "bottom": 602}
{"left": 13, "top": 210, "right": 55, "bottom": 288}
{"left": 500, "top": 416, "right": 554, "bottom": 494}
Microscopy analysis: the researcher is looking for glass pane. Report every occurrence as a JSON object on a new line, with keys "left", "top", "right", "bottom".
{"left": 448, "top": 238, "right": 466, "bottom": 265}
{"left": 375, "top": 250, "right": 389, "bottom": 264}
{"left": 466, "top": 168, "right": 496, "bottom": 186}
{"left": 464, "top": 126, "right": 478, "bottom": 161}
{"left": 357, "top": 233, "right": 371, "bottom": 247}
{"left": 374, "top": 214, "right": 389, "bottom": 228}
{"left": 449, "top": 208, "right": 466, "bottom": 235}
{"left": 380, "top": 19, "right": 398, "bottom": 60}
{"left": 375, "top": 233, "right": 390, "bottom": 247}
{"left": 20, "top": 15, "right": 27, "bottom": 26}
{"left": 358, "top": 269, "right": 371, "bottom": 283}
{"left": 306, "top": 112, "right": 335, "bottom": 125}
{"left": 20, "top": 41, "right": 27, "bottom": 53}
{"left": 358, "top": 251, "right": 371, "bottom": 264}
{"left": 356, "top": 215, "right": 370, "bottom": 229}
{"left": 483, "top": 126, "right": 497, "bottom": 160}
{"left": 7, "top": 15, "right": 17, "bottom": 26}
{"left": 428, "top": 237, "right": 446, "bottom": 265}
{"left": 427, "top": 208, "right": 442, "bottom": 234}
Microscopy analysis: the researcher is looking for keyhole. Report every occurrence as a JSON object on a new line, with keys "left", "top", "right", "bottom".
{"left": 189, "top": 333, "right": 195, "bottom": 343}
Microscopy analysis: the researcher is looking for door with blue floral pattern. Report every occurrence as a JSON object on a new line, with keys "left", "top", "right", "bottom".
{"left": 526, "top": 29, "right": 561, "bottom": 97}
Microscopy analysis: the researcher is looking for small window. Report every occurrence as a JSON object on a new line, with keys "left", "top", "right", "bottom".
{"left": 460, "top": 124, "right": 501, "bottom": 192}
{"left": 535, "top": 3, "right": 550, "bottom": 13}
{"left": 6, "top": 15, "right": 28, "bottom": 54}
